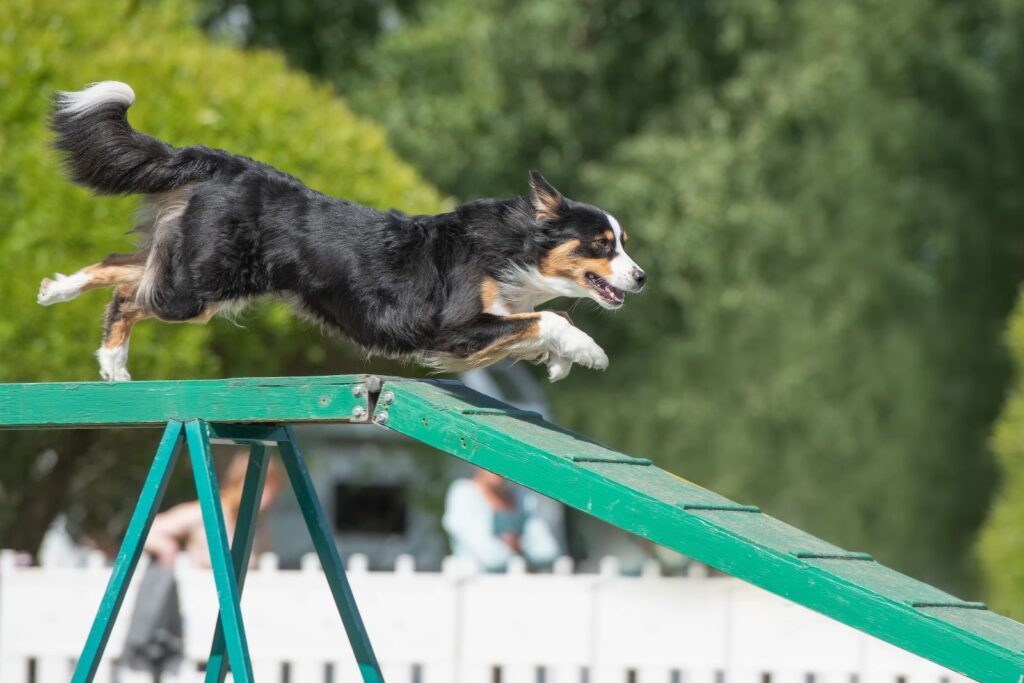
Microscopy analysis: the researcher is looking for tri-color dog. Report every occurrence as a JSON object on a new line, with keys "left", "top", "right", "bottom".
{"left": 40, "top": 81, "right": 646, "bottom": 382}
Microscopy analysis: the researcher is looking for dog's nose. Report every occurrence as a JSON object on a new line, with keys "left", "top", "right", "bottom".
{"left": 633, "top": 267, "right": 647, "bottom": 290}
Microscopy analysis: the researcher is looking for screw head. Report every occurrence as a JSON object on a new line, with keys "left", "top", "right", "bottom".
{"left": 351, "top": 406, "right": 366, "bottom": 420}
{"left": 381, "top": 391, "right": 395, "bottom": 405}
{"left": 352, "top": 384, "right": 365, "bottom": 397}
{"left": 373, "top": 411, "right": 389, "bottom": 425}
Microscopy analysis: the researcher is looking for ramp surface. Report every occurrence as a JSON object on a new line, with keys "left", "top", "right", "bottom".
{"left": 372, "top": 378, "right": 1024, "bottom": 682}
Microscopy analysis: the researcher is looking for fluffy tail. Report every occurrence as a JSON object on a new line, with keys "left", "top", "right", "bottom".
{"left": 51, "top": 81, "right": 216, "bottom": 195}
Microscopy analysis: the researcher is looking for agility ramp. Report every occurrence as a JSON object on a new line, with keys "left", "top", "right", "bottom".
{"left": 2, "top": 375, "right": 1022, "bottom": 682}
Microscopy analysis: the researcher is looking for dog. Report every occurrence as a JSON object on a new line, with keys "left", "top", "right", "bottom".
{"left": 40, "top": 81, "right": 646, "bottom": 382}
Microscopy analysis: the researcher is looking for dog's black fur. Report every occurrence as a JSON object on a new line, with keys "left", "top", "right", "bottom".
{"left": 45, "top": 82, "right": 645, "bottom": 380}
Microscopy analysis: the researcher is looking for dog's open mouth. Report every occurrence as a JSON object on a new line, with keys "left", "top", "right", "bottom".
{"left": 585, "top": 272, "right": 625, "bottom": 306}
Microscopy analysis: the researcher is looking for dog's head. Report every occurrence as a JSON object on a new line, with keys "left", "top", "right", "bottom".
{"left": 528, "top": 171, "right": 646, "bottom": 309}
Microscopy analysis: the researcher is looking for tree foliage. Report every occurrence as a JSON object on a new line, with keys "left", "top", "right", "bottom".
{"left": 212, "top": 0, "right": 1024, "bottom": 593}
{"left": 0, "top": 0, "right": 447, "bottom": 551}
{"left": 979, "top": 296, "right": 1024, "bottom": 619}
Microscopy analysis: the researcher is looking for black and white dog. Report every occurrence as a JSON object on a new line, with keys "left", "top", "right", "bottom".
{"left": 40, "top": 82, "right": 646, "bottom": 382}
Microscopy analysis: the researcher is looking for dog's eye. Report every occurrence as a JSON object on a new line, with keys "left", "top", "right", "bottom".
{"left": 595, "top": 237, "right": 611, "bottom": 249}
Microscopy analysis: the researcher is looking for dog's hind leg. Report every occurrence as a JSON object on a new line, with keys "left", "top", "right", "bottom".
{"left": 38, "top": 252, "right": 145, "bottom": 306}
{"left": 98, "top": 289, "right": 150, "bottom": 382}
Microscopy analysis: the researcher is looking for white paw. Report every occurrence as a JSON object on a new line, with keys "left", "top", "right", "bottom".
{"left": 37, "top": 272, "right": 89, "bottom": 306}
{"left": 557, "top": 326, "right": 609, "bottom": 371}
{"left": 97, "top": 345, "right": 131, "bottom": 382}
{"left": 546, "top": 354, "right": 573, "bottom": 382}
{"left": 99, "top": 367, "right": 132, "bottom": 382}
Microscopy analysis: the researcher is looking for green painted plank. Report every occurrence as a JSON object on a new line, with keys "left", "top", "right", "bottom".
{"left": 0, "top": 375, "right": 370, "bottom": 428}
{"left": 375, "top": 379, "right": 1024, "bottom": 682}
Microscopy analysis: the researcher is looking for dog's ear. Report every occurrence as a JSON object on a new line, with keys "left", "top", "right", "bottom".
{"left": 529, "top": 170, "right": 564, "bottom": 221}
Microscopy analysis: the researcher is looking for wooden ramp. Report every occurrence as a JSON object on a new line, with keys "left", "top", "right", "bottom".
{"left": 2, "top": 374, "right": 1022, "bottom": 681}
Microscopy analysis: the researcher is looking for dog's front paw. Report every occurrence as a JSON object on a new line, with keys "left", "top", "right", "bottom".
{"left": 546, "top": 354, "right": 573, "bottom": 382}
{"left": 558, "top": 326, "right": 609, "bottom": 371}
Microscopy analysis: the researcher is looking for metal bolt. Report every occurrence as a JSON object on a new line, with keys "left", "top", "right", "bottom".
{"left": 318, "top": 395, "right": 330, "bottom": 407}
{"left": 351, "top": 406, "right": 366, "bottom": 421}
{"left": 352, "top": 384, "right": 365, "bottom": 397}
{"left": 373, "top": 411, "right": 389, "bottom": 425}
{"left": 381, "top": 391, "right": 395, "bottom": 405}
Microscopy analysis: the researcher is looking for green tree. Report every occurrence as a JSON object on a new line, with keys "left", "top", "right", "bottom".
{"left": 979, "top": 295, "right": 1024, "bottom": 619}
{"left": 211, "top": 0, "right": 1024, "bottom": 592}
{"left": 0, "top": 0, "right": 447, "bottom": 551}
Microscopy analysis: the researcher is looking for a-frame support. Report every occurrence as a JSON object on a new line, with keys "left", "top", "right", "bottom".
{"left": 70, "top": 420, "right": 383, "bottom": 683}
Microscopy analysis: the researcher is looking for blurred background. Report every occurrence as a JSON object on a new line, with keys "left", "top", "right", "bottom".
{"left": 3, "top": 0, "right": 1024, "bottom": 679}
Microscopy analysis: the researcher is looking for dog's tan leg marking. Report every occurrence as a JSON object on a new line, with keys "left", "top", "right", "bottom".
{"left": 38, "top": 253, "right": 145, "bottom": 306}
{"left": 98, "top": 293, "right": 149, "bottom": 382}
{"left": 450, "top": 310, "right": 606, "bottom": 382}
{"left": 461, "top": 313, "right": 544, "bottom": 369}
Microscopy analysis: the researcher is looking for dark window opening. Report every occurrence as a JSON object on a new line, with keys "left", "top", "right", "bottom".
{"left": 333, "top": 482, "right": 407, "bottom": 534}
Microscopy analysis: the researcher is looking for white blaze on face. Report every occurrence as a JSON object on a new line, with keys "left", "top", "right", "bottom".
{"left": 604, "top": 212, "right": 641, "bottom": 290}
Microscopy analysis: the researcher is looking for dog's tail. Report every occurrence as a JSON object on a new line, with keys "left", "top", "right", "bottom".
{"left": 51, "top": 81, "right": 217, "bottom": 195}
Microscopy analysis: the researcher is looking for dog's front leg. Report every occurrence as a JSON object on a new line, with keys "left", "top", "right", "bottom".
{"left": 436, "top": 311, "right": 607, "bottom": 380}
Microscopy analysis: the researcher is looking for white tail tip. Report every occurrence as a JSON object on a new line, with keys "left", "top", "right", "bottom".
{"left": 57, "top": 81, "right": 135, "bottom": 116}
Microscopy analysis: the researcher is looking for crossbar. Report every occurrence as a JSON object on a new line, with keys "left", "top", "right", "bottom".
{"left": 0, "top": 375, "right": 369, "bottom": 428}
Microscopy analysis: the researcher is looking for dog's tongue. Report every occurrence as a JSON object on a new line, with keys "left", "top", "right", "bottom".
{"left": 600, "top": 281, "right": 624, "bottom": 304}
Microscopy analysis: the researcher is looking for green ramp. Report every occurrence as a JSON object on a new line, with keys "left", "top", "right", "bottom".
{"left": 2, "top": 374, "right": 1022, "bottom": 681}
{"left": 371, "top": 378, "right": 1024, "bottom": 682}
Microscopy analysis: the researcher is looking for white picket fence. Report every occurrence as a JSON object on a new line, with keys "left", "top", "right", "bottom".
{"left": 0, "top": 549, "right": 972, "bottom": 683}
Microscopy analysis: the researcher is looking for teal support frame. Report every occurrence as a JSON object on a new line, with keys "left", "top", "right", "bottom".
{"left": 278, "top": 426, "right": 384, "bottom": 682}
{"left": 204, "top": 442, "right": 269, "bottom": 683}
{"left": 185, "top": 420, "right": 255, "bottom": 682}
{"left": 67, "top": 417, "right": 383, "bottom": 683}
{"left": 71, "top": 421, "right": 184, "bottom": 683}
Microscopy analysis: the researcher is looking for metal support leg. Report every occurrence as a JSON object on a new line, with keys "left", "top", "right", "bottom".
{"left": 185, "top": 420, "right": 255, "bottom": 683}
{"left": 277, "top": 426, "right": 385, "bottom": 683}
{"left": 72, "top": 421, "right": 184, "bottom": 683}
{"left": 204, "top": 443, "right": 269, "bottom": 683}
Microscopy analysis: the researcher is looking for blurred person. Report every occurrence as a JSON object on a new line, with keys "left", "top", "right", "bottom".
{"left": 124, "top": 450, "right": 283, "bottom": 677}
{"left": 143, "top": 450, "right": 284, "bottom": 567}
{"left": 443, "top": 467, "right": 561, "bottom": 571}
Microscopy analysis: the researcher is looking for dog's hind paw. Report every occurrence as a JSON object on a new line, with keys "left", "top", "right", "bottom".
{"left": 38, "top": 272, "right": 90, "bottom": 306}
{"left": 99, "top": 366, "right": 132, "bottom": 382}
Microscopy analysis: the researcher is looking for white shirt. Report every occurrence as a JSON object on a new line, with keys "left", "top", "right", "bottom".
{"left": 442, "top": 479, "right": 561, "bottom": 571}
